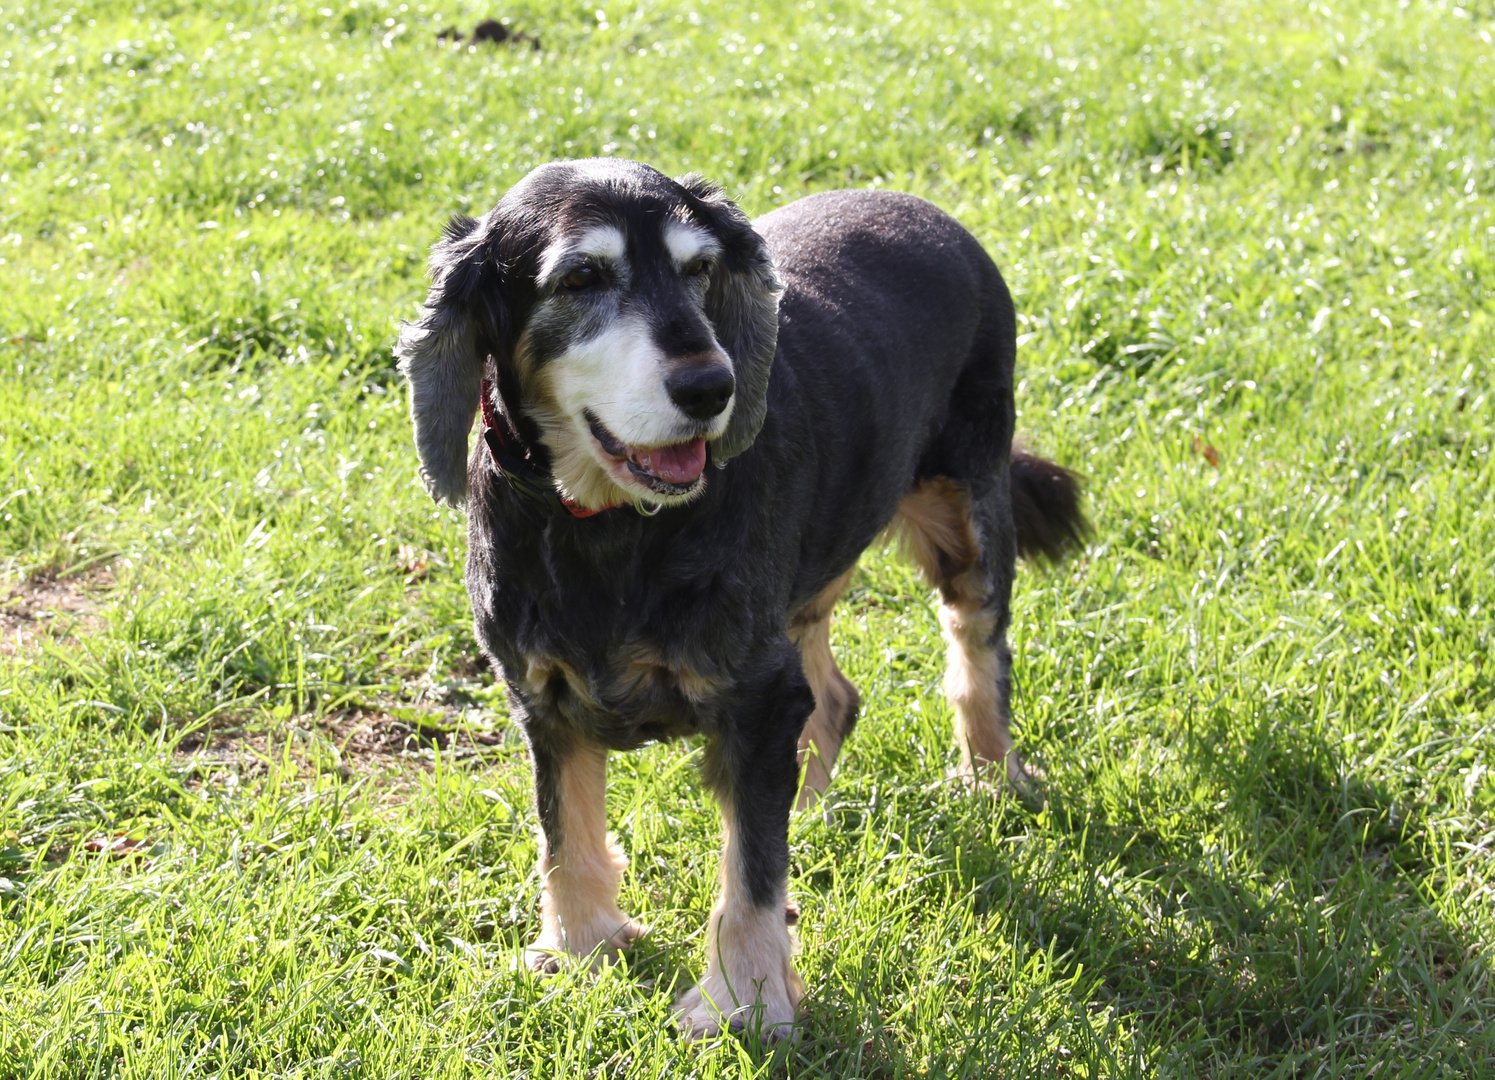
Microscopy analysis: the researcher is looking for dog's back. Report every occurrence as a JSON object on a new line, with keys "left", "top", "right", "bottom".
{"left": 761, "top": 189, "right": 1014, "bottom": 490}
{"left": 753, "top": 189, "right": 1074, "bottom": 604}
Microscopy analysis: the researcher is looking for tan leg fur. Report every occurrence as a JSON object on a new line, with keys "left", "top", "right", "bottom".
{"left": 890, "top": 477, "right": 1030, "bottom": 791}
{"left": 789, "top": 568, "right": 859, "bottom": 809}
{"left": 525, "top": 741, "right": 644, "bottom": 971}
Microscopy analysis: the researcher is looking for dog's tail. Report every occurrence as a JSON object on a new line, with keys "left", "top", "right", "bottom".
{"left": 1010, "top": 449, "right": 1089, "bottom": 564}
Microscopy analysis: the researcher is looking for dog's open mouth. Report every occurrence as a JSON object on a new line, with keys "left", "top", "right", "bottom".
{"left": 586, "top": 410, "right": 707, "bottom": 496}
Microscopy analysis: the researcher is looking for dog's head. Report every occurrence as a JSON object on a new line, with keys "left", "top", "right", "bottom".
{"left": 395, "top": 159, "right": 782, "bottom": 510}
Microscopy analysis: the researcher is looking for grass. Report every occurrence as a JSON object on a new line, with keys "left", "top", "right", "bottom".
{"left": 1, "top": 0, "right": 1492, "bottom": 1074}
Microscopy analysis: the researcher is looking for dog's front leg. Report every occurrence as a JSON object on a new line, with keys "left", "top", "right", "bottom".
{"left": 676, "top": 649, "right": 814, "bottom": 1039}
{"left": 523, "top": 728, "right": 643, "bottom": 972}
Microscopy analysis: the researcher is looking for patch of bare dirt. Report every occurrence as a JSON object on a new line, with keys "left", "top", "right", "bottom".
{"left": 0, "top": 565, "right": 112, "bottom": 656}
{"left": 176, "top": 701, "right": 516, "bottom": 794}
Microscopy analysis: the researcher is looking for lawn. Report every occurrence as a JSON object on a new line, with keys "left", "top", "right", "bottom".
{"left": 1, "top": 0, "right": 1492, "bottom": 1075}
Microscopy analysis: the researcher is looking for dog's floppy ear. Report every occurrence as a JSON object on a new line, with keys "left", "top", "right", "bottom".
{"left": 677, "top": 175, "right": 783, "bottom": 463}
{"left": 395, "top": 214, "right": 507, "bottom": 505}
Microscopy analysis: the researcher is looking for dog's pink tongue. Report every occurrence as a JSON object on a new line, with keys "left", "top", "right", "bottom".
{"left": 641, "top": 438, "right": 707, "bottom": 484}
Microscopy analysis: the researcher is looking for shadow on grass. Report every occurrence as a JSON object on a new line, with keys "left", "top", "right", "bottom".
{"left": 907, "top": 713, "right": 1494, "bottom": 1076}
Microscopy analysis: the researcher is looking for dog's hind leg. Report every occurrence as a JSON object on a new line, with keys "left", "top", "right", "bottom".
{"left": 524, "top": 733, "right": 644, "bottom": 971}
{"left": 789, "top": 568, "right": 860, "bottom": 809}
{"left": 891, "top": 475, "right": 1030, "bottom": 792}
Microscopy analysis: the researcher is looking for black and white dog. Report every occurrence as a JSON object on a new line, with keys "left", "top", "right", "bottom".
{"left": 396, "top": 159, "right": 1085, "bottom": 1038}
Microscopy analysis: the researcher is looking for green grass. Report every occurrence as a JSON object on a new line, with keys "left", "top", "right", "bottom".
{"left": 1, "top": 0, "right": 1492, "bottom": 1074}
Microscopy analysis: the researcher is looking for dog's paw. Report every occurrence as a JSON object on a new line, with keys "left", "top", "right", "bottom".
{"left": 674, "top": 958, "right": 804, "bottom": 1041}
{"left": 951, "top": 749, "right": 1041, "bottom": 799}
{"left": 524, "top": 945, "right": 566, "bottom": 975}
{"left": 672, "top": 969, "right": 801, "bottom": 1035}
{"left": 525, "top": 909, "right": 645, "bottom": 973}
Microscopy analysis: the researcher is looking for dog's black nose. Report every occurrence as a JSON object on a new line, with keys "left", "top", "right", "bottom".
{"left": 667, "top": 365, "right": 735, "bottom": 420}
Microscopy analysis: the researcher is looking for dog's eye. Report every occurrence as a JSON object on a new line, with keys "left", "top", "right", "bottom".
{"left": 683, "top": 257, "right": 709, "bottom": 278}
{"left": 561, "top": 265, "right": 599, "bottom": 291}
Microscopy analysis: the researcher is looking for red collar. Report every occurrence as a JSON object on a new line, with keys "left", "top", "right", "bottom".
{"left": 479, "top": 378, "right": 622, "bottom": 518}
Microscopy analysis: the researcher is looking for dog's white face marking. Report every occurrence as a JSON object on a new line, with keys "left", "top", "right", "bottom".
{"left": 538, "top": 224, "right": 627, "bottom": 283}
{"left": 524, "top": 221, "right": 737, "bottom": 512}
{"left": 663, "top": 221, "right": 721, "bottom": 268}
{"left": 550, "top": 315, "right": 682, "bottom": 449}
{"left": 537, "top": 314, "right": 735, "bottom": 509}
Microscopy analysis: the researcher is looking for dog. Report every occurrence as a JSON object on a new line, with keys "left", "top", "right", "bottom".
{"left": 396, "top": 159, "right": 1086, "bottom": 1038}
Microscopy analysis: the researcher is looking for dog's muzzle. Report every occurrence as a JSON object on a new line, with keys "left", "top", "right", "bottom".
{"left": 585, "top": 410, "right": 710, "bottom": 494}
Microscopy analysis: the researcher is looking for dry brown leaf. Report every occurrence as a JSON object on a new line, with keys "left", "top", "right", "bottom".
{"left": 395, "top": 544, "right": 429, "bottom": 580}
